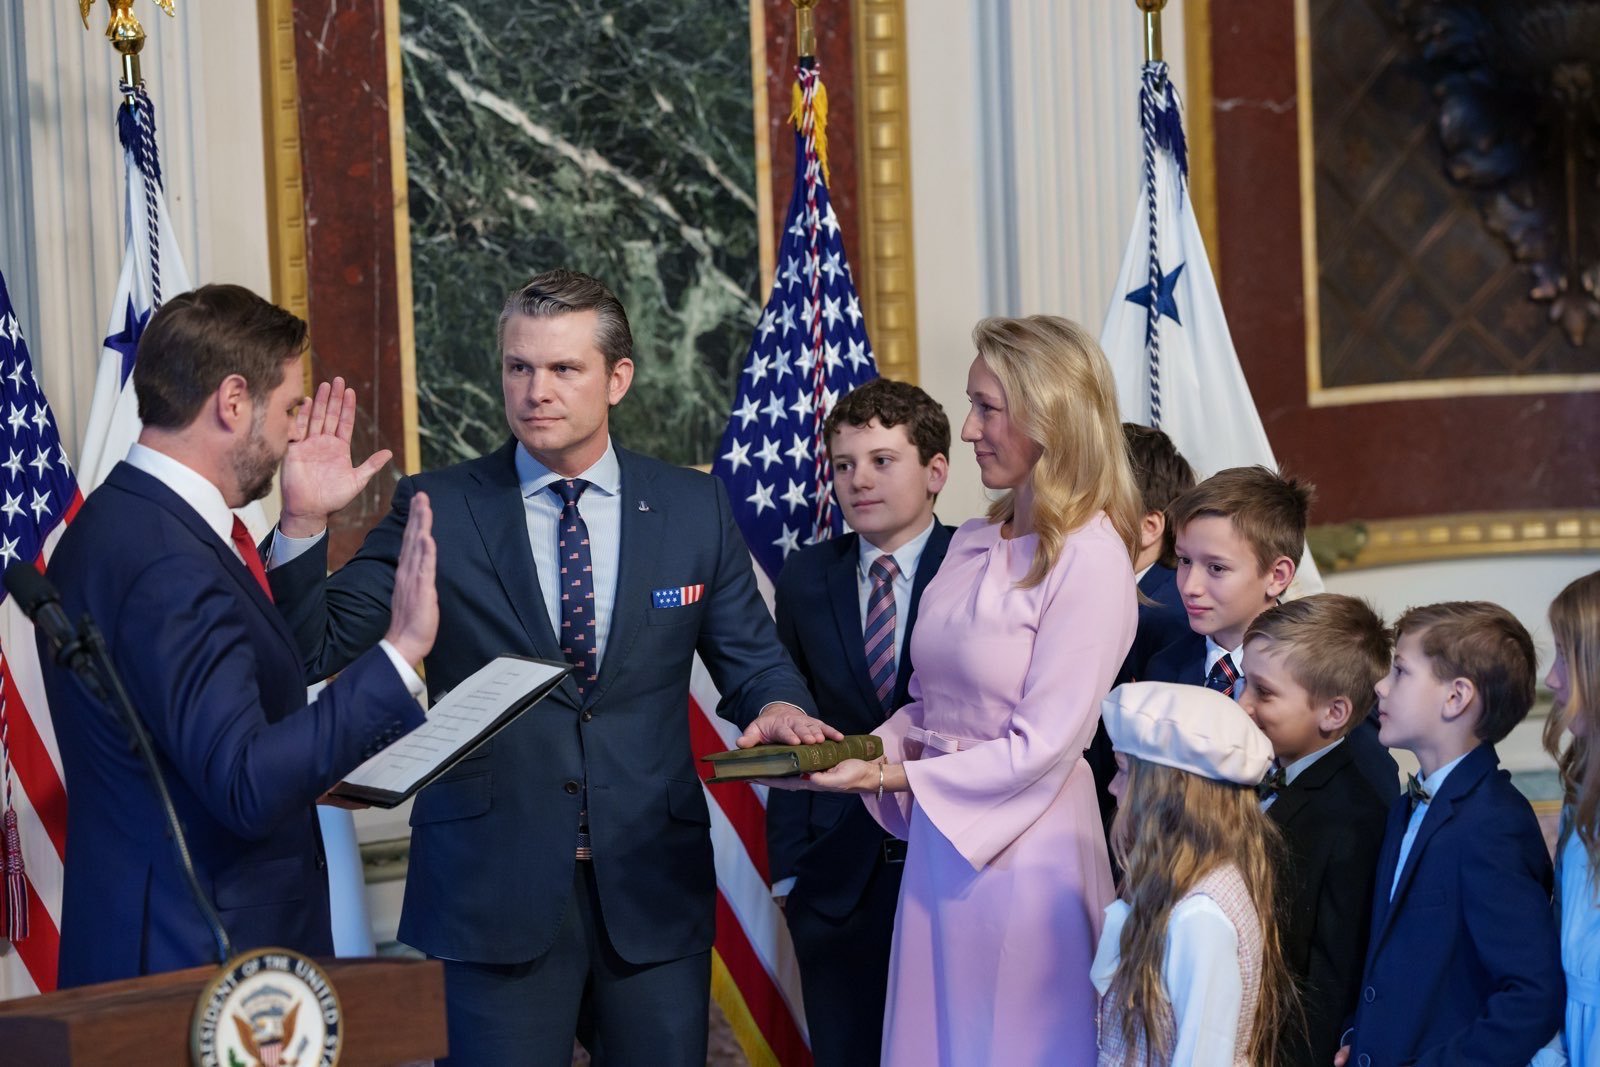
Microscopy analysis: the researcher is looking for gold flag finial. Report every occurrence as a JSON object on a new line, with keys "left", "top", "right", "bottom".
{"left": 792, "top": 0, "right": 817, "bottom": 62}
{"left": 80, "top": 0, "right": 177, "bottom": 92}
{"left": 1135, "top": 0, "right": 1168, "bottom": 64}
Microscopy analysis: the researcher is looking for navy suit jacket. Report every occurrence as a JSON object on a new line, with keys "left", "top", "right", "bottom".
{"left": 1347, "top": 744, "right": 1563, "bottom": 1066}
{"left": 1144, "top": 630, "right": 1401, "bottom": 801}
{"left": 270, "top": 441, "right": 814, "bottom": 966}
{"left": 1116, "top": 563, "right": 1187, "bottom": 684}
{"left": 43, "top": 462, "right": 421, "bottom": 986}
{"left": 1266, "top": 740, "right": 1389, "bottom": 1067}
{"left": 766, "top": 523, "right": 953, "bottom": 917}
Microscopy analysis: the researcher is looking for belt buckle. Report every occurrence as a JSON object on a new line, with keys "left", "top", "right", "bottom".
{"left": 882, "top": 839, "right": 907, "bottom": 865}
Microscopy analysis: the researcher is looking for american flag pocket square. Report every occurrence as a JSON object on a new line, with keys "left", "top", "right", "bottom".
{"left": 651, "top": 584, "right": 704, "bottom": 609}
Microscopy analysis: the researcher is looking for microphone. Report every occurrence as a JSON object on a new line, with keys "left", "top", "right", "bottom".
{"left": 2, "top": 561, "right": 234, "bottom": 965}
{"left": 3, "top": 563, "right": 94, "bottom": 677}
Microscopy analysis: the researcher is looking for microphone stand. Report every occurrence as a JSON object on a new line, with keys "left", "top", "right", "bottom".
{"left": 69, "top": 615, "right": 235, "bottom": 966}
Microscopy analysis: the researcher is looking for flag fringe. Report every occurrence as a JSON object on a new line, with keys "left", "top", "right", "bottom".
{"left": 789, "top": 78, "right": 830, "bottom": 186}
{"left": 2, "top": 807, "right": 27, "bottom": 941}
{"left": 712, "top": 949, "right": 782, "bottom": 1067}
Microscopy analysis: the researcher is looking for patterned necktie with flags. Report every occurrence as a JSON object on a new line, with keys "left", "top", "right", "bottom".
{"left": 0, "top": 270, "right": 84, "bottom": 998}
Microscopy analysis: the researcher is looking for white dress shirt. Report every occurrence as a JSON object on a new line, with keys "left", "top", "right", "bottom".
{"left": 856, "top": 517, "right": 936, "bottom": 672}
{"left": 1204, "top": 635, "right": 1246, "bottom": 699}
{"left": 1093, "top": 894, "right": 1246, "bottom": 1063}
{"left": 1389, "top": 750, "right": 1471, "bottom": 899}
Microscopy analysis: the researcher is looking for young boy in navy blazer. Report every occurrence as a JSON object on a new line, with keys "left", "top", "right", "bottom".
{"left": 1240, "top": 595, "right": 1392, "bottom": 1067}
{"left": 768, "top": 378, "right": 953, "bottom": 1067}
{"left": 1144, "top": 466, "right": 1399, "bottom": 801}
{"left": 1337, "top": 602, "right": 1563, "bottom": 1067}
{"left": 1088, "top": 425, "right": 1195, "bottom": 839}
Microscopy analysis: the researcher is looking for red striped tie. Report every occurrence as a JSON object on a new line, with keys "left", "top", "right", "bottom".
{"left": 864, "top": 556, "right": 900, "bottom": 714}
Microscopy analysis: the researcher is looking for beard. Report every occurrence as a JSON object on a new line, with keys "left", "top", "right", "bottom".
{"left": 229, "top": 409, "right": 281, "bottom": 505}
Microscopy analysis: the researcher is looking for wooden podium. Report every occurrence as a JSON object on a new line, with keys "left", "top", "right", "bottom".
{"left": 0, "top": 957, "right": 448, "bottom": 1065}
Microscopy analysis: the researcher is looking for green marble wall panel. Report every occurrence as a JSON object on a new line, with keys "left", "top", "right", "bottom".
{"left": 401, "top": 0, "right": 759, "bottom": 469}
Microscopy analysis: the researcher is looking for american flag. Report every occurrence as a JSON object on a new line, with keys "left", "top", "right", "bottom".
{"left": 687, "top": 59, "right": 879, "bottom": 1067}
{"left": 0, "top": 269, "right": 83, "bottom": 998}
{"left": 710, "top": 61, "right": 879, "bottom": 584}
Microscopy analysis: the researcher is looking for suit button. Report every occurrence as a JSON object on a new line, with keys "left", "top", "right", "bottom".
{"left": 1358, "top": 1056, "right": 1370, "bottom": 1067}
{"left": 1363, "top": 986, "right": 1375, "bottom": 1003}
{"left": 563, "top": 780, "right": 581, "bottom": 795}
{"left": 581, "top": 710, "right": 593, "bottom": 722}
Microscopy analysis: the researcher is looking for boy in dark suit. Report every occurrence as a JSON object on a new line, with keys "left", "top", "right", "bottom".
{"left": 1087, "top": 424, "right": 1195, "bottom": 840}
{"left": 768, "top": 378, "right": 953, "bottom": 1067}
{"left": 1240, "top": 595, "right": 1391, "bottom": 1067}
{"left": 1337, "top": 602, "right": 1563, "bottom": 1067}
{"left": 1144, "top": 466, "right": 1399, "bottom": 800}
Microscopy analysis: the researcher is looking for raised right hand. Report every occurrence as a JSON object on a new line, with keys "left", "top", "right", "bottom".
{"left": 279, "top": 378, "right": 394, "bottom": 538}
{"left": 384, "top": 491, "right": 437, "bottom": 665}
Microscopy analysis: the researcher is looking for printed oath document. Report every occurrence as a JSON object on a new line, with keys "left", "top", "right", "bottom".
{"left": 703, "top": 735, "right": 884, "bottom": 784}
{"left": 329, "top": 655, "right": 572, "bottom": 807}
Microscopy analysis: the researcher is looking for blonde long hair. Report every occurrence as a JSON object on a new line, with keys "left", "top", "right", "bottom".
{"left": 1544, "top": 570, "right": 1600, "bottom": 864}
{"left": 1108, "top": 757, "right": 1297, "bottom": 1066}
{"left": 972, "top": 315, "right": 1142, "bottom": 586}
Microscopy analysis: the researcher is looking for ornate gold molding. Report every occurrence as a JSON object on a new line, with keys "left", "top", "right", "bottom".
{"left": 1183, "top": 0, "right": 1219, "bottom": 276}
{"left": 1309, "top": 509, "right": 1600, "bottom": 572}
{"left": 384, "top": 0, "right": 421, "bottom": 474}
{"left": 853, "top": 0, "right": 918, "bottom": 385}
{"left": 256, "top": 0, "right": 308, "bottom": 325}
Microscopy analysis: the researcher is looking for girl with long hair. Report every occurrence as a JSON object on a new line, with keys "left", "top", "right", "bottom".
{"left": 1094, "top": 682, "right": 1296, "bottom": 1065}
{"left": 792, "top": 315, "right": 1142, "bottom": 1062}
{"left": 1535, "top": 569, "right": 1600, "bottom": 1066}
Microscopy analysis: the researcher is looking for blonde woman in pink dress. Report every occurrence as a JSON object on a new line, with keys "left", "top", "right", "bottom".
{"left": 796, "top": 316, "right": 1141, "bottom": 1064}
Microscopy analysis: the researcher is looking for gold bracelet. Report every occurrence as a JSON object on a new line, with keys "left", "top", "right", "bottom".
{"left": 877, "top": 762, "right": 885, "bottom": 803}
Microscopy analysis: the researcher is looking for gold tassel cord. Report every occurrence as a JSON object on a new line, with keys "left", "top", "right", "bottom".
{"left": 789, "top": 76, "right": 830, "bottom": 187}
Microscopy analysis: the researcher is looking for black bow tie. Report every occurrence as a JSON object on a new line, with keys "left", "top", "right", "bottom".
{"left": 1256, "top": 765, "right": 1287, "bottom": 800}
{"left": 1405, "top": 773, "right": 1432, "bottom": 808}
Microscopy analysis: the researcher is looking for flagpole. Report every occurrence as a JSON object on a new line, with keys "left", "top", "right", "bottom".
{"left": 1137, "top": 0, "right": 1167, "bottom": 64}
{"left": 80, "top": 0, "right": 177, "bottom": 99}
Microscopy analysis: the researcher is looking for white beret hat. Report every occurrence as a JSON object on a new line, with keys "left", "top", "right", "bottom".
{"left": 1100, "top": 681, "right": 1273, "bottom": 785}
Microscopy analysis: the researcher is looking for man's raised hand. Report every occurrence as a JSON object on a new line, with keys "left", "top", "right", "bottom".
{"left": 384, "top": 491, "right": 438, "bottom": 666}
{"left": 279, "top": 378, "right": 394, "bottom": 538}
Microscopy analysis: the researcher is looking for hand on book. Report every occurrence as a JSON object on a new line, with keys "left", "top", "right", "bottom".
{"left": 737, "top": 702, "right": 844, "bottom": 748}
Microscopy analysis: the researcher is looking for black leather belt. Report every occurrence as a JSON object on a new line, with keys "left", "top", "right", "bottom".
{"left": 882, "top": 838, "right": 907, "bottom": 865}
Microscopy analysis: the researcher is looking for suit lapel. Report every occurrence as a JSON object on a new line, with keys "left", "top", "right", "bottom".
{"left": 896, "top": 521, "right": 952, "bottom": 707}
{"left": 1370, "top": 745, "right": 1496, "bottom": 950}
{"left": 108, "top": 463, "right": 300, "bottom": 658}
{"left": 1267, "top": 741, "right": 1353, "bottom": 830}
{"left": 827, "top": 536, "right": 882, "bottom": 715}
{"left": 584, "top": 449, "right": 662, "bottom": 708}
{"left": 463, "top": 442, "right": 564, "bottom": 666}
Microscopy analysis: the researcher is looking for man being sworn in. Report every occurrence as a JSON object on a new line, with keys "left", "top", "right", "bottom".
{"left": 267, "top": 269, "right": 835, "bottom": 1065}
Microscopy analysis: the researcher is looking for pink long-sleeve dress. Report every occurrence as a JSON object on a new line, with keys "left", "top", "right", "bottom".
{"left": 863, "top": 514, "right": 1135, "bottom": 1065}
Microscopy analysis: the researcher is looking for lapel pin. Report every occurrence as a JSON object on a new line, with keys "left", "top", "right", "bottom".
{"left": 638, "top": 500, "right": 651, "bottom": 512}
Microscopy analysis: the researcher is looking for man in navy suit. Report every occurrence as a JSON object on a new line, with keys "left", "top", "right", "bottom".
{"left": 268, "top": 270, "right": 834, "bottom": 1066}
{"left": 768, "top": 379, "right": 953, "bottom": 1067}
{"left": 1339, "top": 602, "right": 1562, "bottom": 1066}
{"left": 41, "top": 285, "right": 437, "bottom": 986}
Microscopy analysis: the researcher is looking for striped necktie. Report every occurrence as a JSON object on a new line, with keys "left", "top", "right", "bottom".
{"left": 1205, "top": 652, "right": 1238, "bottom": 697}
{"left": 864, "top": 556, "right": 901, "bottom": 714}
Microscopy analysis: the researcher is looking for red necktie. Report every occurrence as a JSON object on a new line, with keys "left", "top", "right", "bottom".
{"left": 230, "top": 516, "right": 273, "bottom": 602}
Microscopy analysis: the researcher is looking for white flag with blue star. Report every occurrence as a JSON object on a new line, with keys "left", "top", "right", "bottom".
{"left": 1101, "top": 63, "right": 1322, "bottom": 593}
{"left": 77, "top": 85, "right": 192, "bottom": 495}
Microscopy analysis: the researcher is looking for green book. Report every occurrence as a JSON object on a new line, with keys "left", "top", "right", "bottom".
{"left": 702, "top": 735, "right": 884, "bottom": 784}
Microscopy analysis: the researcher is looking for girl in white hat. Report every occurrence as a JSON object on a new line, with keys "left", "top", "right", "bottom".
{"left": 1093, "top": 681, "right": 1296, "bottom": 1066}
